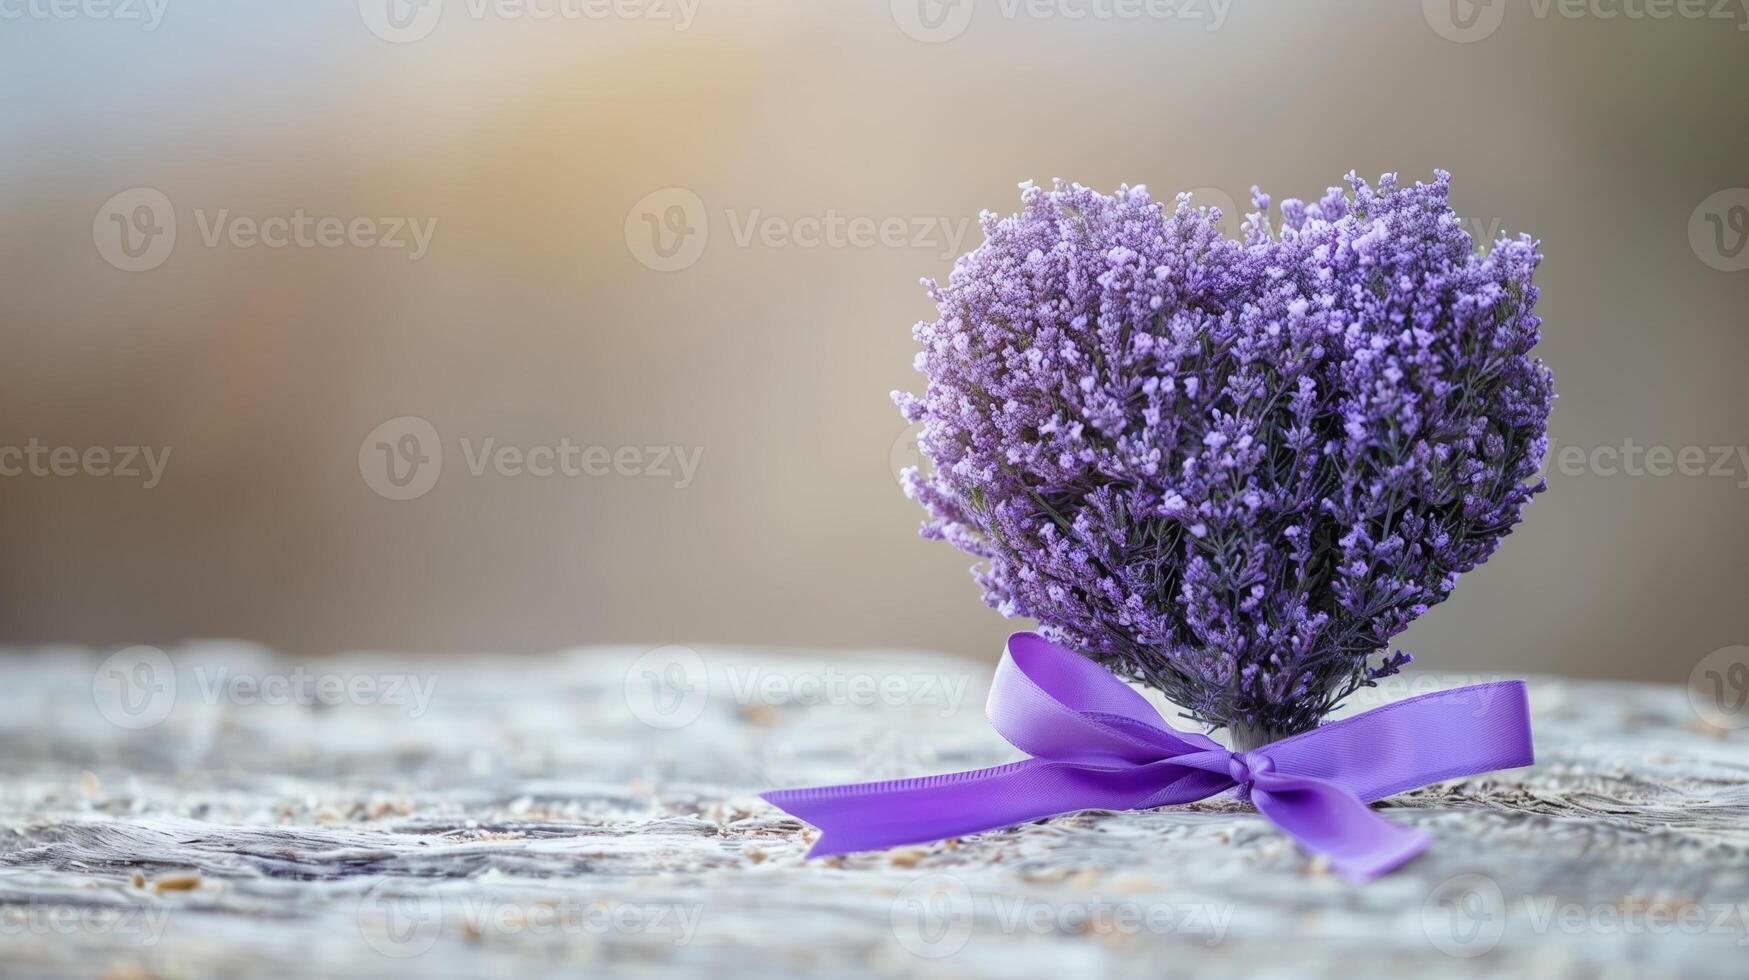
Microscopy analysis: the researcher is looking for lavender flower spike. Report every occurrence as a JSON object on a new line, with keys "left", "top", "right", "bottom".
{"left": 894, "top": 173, "right": 1553, "bottom": 746}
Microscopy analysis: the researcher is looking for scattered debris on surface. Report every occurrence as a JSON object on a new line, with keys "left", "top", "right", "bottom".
{"left": 151, "top": 873, "right": 202, "bottom": 893}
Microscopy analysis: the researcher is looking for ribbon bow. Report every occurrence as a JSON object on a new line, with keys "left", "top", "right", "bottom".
{"left": 762, "top": 632, "right": 1534, "bottom": 881}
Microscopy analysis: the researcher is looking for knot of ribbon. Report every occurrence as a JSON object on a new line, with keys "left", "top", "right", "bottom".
{"left": 1224, "top": 752, "right": 1269, "bottom": 800}
{"left": 762, "top": 632, "right": 1534, "bottom": 882}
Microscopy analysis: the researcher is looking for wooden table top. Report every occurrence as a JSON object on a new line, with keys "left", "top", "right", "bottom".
{"left": 1, "top": 643, "right": 1745, "bottom": 978}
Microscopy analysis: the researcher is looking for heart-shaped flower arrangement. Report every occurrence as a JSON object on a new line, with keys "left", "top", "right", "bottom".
{"left": 894, "top": 172, "right": 1553, "bottom": 748}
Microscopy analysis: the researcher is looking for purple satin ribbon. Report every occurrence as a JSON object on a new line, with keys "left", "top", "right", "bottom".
{"left": 762, "top": 632, "right": 1534, "bottom": 881}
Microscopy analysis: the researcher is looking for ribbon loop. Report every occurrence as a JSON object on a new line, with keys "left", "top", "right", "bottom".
{"left": 762, "top": 632, "right": 1535, "bottom": 882}
{"left": 986, "top": 633, "right": 1218, "bottom": 765}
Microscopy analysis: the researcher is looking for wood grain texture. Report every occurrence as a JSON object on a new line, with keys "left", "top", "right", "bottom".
{"left": 1, "top": 643, "right": 1745, "bottom": 979}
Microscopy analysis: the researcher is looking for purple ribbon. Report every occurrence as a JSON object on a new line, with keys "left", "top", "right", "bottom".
{"left": 762, "top": 632, "right": 1534, "bottom": 881}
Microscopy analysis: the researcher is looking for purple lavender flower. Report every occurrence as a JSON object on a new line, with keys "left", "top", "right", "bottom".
{"left": 894, "top": 172, "right": 1553, "bottom": 746}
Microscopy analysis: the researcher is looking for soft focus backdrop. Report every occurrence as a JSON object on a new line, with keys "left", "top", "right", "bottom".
{"left": 2, "top": 0, "right": 1745, "bottom": 682}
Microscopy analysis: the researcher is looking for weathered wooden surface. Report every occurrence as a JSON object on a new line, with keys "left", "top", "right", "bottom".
{"left": 0, "top": 642, "right": 1745, "bottom": 979}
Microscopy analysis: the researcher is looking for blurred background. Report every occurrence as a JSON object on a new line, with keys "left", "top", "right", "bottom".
{"left": 0, "top": 0, "right": 1745, "bottom": 683}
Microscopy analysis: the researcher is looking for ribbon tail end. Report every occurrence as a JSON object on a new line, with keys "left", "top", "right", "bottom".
{"left": 801, "top": 835, "right": 848, "bottom": 860}
{"left": 758, "top": 791, "right": 851, "bottom": 859}
{"left": 1328, "top": 826, "right": 1431, "bottom": 883}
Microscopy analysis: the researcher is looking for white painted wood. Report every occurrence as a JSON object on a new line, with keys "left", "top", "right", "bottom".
{"left": 0, "top": 643, "right": 1744, "bottom": 978}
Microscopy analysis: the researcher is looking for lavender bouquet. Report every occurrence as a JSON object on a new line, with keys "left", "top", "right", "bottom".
{"left": 894, "top": 172, "right": 1553, "bottom": 749}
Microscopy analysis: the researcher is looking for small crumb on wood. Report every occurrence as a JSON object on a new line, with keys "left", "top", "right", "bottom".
{"left": 1068, "top": 868, "right": 1102, "bottom": 890}
{"left": 130, "top": 870, "right": 145, "bottom": 889}
{"left": 81, "top": 771, "right": 101, "bottom": 798}
{"left": 739, "top": 703, "right": 778, "bottom": 727}
{"left": 152, "top": 873, "right": 202, "bottom": 893}
{"left": 887, "top": 846, "right": 928, "bottom": 867}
